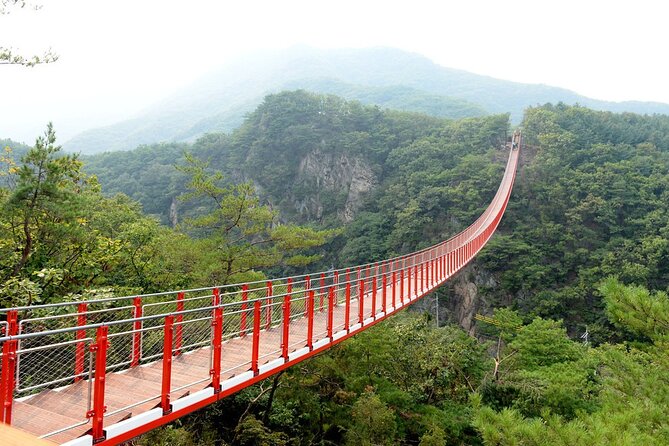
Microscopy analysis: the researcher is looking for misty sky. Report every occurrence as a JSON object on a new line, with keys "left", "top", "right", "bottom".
{"left": 2, "top": 0, "right": 668, "bottom": 144}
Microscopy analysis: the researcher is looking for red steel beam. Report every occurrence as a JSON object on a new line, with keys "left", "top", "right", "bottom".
{"left": 162, "top": 315, "right": 174, "bottom": 414}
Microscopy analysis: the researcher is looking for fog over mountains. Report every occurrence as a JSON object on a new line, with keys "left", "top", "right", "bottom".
{"left": 63, "top": 46, "right": 669, "bottom": 154}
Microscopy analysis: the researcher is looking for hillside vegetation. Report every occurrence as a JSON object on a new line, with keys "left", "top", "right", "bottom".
{"left": 3, "top": 94, "right": 669, "bottom": 445}
{"left": 85, "top": 94, "right": 669, "bottom": 340}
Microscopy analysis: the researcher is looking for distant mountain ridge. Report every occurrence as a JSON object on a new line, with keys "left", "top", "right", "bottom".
{"left": 64, "top": 46, "right": 669, "bottom": 154}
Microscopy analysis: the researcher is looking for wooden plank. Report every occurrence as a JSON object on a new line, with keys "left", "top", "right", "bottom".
{"left": 0, "top": 423, "right": 57, "bottom": 445}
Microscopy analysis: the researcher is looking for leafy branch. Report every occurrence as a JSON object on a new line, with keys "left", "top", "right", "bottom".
{"left": 1, "top": 0, "right": 58, "bottom": 67}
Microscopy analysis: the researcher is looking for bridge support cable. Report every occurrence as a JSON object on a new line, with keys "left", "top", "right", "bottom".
{"left": 0, "top": 146, "right": 520, "bottom": 445}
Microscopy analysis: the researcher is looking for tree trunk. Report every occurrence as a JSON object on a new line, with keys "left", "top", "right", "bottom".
{"left": 262, "top": 371, "right": 283, "bottom": 424}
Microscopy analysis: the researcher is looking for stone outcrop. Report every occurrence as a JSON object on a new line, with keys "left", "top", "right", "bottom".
{"left": 293, "top": 149, "right": 376, "bottom": 223}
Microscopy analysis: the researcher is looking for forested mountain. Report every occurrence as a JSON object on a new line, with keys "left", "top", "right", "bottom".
{"left": 4, "top": 93, "right": 669, "bottom": 444}
{"left": 82, "top": 90, "right": 494, "bottom": 226}
{"left": 0, "top": 139, "right": 30, "bottom": 187}
{"left": 84, "top": 92, "right": 669, "bottom": 342}
{"left": 64, "top": 46, "right": 669, "bottom": 153}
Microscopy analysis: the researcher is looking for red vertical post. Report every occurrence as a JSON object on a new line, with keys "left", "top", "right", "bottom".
{"left": 89, "top": 325, "right": 109, "bottom": 443}
{"left": 366, "top": 265, "right": 372, "bottom": 293}
{"left": 446, "top": 252, "right": 450, "bottom": 276}
{"left": 251, "top": 301, "right": 261, "bottom": 375}
{"left": 382, "top": 271, "right": 387, "bottom": 313}
{"left": 421, "top": 262, "right": 426, "bottom": 292}
{"left": 319, "top": 273, "right": 326, "bottom": 312}
{"left": 240, "top": 285, "right": 249, "bottom": 338}
{"left": 210, "top": 308, "right": 222, "bottom": 393}
{"left": 391, "top": 271, "right": 397, "bottom": 308}
{"left": 345, "top": 269, "right": 351, "bottom": 331}
{"left": 327, "top": 287, "right": 334, "bottom": 339}
{"left": 175, "top": 292, "right": 184, "bottom": 356}
{"left": 281, "top": 279, "right": 292, "bottom": 360}
{"left": 414, "top": 264, "right": 418, "bottom": 296}
{"left": 75, "top": 303, "right": 87, "bottom": 382}
{"left": 131, "top": 297, "right": 142, "bottom": 367}
{"left": 455, "top": 248, "right": 459, "bottom": 270}
{"left": 443, "top": 252, "right": 446, "bottom": 278}
{"left": 358, "top": 268, "right": 365, "bottom": 324}
{"left": 307, "top": 289, "right": 314, "bottom": 349}
{"left": 445, "top": 251, "right": 448, "bottom": 276}
{"left": 0, "top": 310, "right": 18, "bottom": 425}
{"left": 428, "top": 259, "right": 432, "bottom": 287}
{"left": 452, "top": 250, "right": 456, "bottom": 273}
{"left": 407, "top": 261, "right": 412, "bottom": 299}
{"left": 399, "top": 268, "right": 404, "bottom": 305}
{"left": 162, "top": 315, "right": 174, "bottom": 414}
{"left": 371, "top": 275, "right": 377, "bottom": 319}
{"left": 265, "top": 281, "right": 273, "bottom": 330}
{"left": 306, "top": 289, "right": 315, "bottom": 349}
{"left": 427, "top": 259, "right": 434, "bottom": 288}
{"left": 432, "top": 259, "right": 435, "bottom": 286}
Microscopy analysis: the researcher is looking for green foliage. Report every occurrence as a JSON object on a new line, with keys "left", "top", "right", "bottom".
{"left": 509, "top": 318, "right": 584, "bottom": 371}
{"left": 174, "top": 153, "right": 337, "bottom": 285}
{"left": 140, "top": 424, "right": 196, "bottom": 446}
{"left": 475, "top": 104, "right": 669, "bottom": 339}
{"left": 235, "top": 415, "right": 289, "bottom": 446}
{"left": 599, "top": 276, "right": 669, "bottom": 342}
{"left": 474, "top": 282, "right": 669, "bottom": 445}
{"left": 346, "top": 391, "right": 397, "bottom": 446}
{"left": 10, "top": 95, "right": 669, "bottom": 446}
{"left": 418, "top": 425, "right": 447, "bottom": 446}
{"left": 1, "top": 0, "right": 59, "bottom": 66}
{"left": 0, "top": 122, "right": 333, "bottom": 306}
{"left": 0, "top": 124, "right": 166, "bottom": 303}
{"left": 259, "top": 313, "right": 488, "bottom": 445}
{"left": 81, "top": 143, "right": 188, "bottom": 223}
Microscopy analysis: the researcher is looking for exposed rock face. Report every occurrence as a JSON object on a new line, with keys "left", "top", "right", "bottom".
{"left": 447, "top": 263, "right": 498, "bottom": 335}
{"left": 413, "top": 262, "right": 498, "bottom": 335}
{"left": 295, "top": 149, "right": 376, "bottom": 222}
{"left": 169, "top": 197, "right": 179, "bottom": 227}
{"left": 453, "top": 278, "right": 479, "bottom": 336}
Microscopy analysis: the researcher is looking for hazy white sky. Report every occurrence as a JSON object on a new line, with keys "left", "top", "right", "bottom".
{"left": 2, "top": 0, "right": 668, "bottom": 144}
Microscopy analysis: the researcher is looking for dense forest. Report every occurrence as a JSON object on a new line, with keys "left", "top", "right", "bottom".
{"left": 1, "top": 92, "right": 668, "bottom": 444}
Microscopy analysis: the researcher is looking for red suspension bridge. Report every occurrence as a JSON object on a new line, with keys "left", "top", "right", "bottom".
{"left": 0, "top": 138, "right": 521, "bottom": 445}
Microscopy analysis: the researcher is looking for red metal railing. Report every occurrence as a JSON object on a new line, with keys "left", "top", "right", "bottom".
{"left": 0, "top": 145, "right": 520, "bottom": 445}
